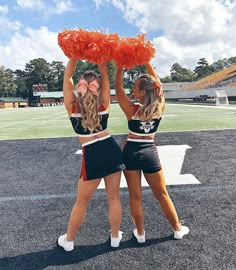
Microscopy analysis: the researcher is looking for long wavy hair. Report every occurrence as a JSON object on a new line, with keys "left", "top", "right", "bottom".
{"left": 75, "top": 70, "right": 102, "bottom": 133}
{"left": 135, "top": 74, "right": 165, "bottom": 121}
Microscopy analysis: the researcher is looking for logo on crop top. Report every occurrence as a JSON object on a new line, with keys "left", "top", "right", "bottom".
{"left": 139, "top": 121, "right": 155, "bottom": 133}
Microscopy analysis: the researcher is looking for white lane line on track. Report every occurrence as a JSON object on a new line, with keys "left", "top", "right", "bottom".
{"left": 2, "top": 185, "right": 230, "bottom": 202}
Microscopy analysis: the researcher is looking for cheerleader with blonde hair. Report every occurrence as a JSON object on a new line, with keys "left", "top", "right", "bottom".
{"left": 115, "top": 62, "right": 189, "bottom": 243}
{"left": 58, "top": 59, "right": 125, "bottom": 251}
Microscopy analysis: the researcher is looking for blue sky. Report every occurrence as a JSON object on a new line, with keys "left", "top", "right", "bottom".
{"left": 0, "top": 0, "right": 236, "bottom": 76}
{"left": 2, "top": 0, "right": 139, "bottom": 37}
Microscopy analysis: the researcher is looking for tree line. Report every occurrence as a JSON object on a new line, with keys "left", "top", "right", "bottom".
{"left": 0, "top": 56, "right": 236, "bottom": 100}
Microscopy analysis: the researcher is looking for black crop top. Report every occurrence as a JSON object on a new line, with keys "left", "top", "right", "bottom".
{"left": 128, "top": 104, "right": 161, "bottom": 136}
{"left": 70, "top": 104, "right": 109, "bottom": 137}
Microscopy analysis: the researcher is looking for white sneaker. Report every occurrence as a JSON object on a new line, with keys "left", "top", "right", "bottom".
{"left": 57, "top": 234, "right": 74, "bottom": 251}
{"left": 133, "top": 228, "right": 145, "bottom": 243}
{"left": 110, "top": 231, "right": 123, "bottom": 248}
{"left": 174, "top": 221, "right": 190, "bottom": 240}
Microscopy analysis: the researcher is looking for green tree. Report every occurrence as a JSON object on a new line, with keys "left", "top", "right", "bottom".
{"left": 123, "top": 65, "right": 146, "bottom": 89}
{"left": 73, "top": 60, "right": 98, "bottom": 84}
{"left": 212, "top": 58, "right": 230, "bottom": 72}
{"left": 49, "top": 61, "right": 65, "bottom": 91}
{"left": 24, "top": 58, "right": 51, "bottom": 104}
{"left": 107, "top": 61, "right": 116, "bottom": 89}
{"left": 228, "top": 57, "right": 236, "bottom": 65}
{"left": 170, "top": 63, "right": 195, "bottom": 82}
{"left": 161, "top": 76, "right": 172, "bottom": 83}
{"left": 194, "top": 58, "right": 213, "bottom": 79}
{"left": 13, "top": 69, "right": 28, "bottom": 98}
{"left": 0, "top": 66, "right": 16, "bottom": 97}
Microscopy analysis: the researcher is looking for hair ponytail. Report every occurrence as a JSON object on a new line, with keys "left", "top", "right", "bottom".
{"left": 135, "top": 74, "right": 164, "bottom": 121}
{"left": 75, "top": 71, "right": 102, "bottom": 133}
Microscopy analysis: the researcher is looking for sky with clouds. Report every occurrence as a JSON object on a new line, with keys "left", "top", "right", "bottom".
{"left": 0, "top": 0, "right": 236, "bottom": 77}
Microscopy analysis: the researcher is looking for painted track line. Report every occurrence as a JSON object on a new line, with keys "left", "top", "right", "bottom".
{"left": 0, "top": 184, "right": 233, "bottom": 202}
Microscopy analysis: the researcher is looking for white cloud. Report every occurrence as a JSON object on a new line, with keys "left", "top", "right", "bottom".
{"left": 1, "top": 0, "right": 236, "bottom": 76}
{"left": 0, "top": 1, "right": 76, "bottom": 71}
{"left": 0, "top": 17, "right": 22, "bottom": 34}
{"left": 16, "top": 0, "right": 75, "bottom": 14}
{"left": 0, "top": 5, "right": 8, "bottom": 14}
{"left": 94, "top": 0, "right": 108, "bottom": 7}
{"left": 0, "top": 27, "right": 67, "bottom": 70}
{"left": 94, "top": 0, "right": 125, "bottom": 11}
{"left": 96, "top": 0, "right": 236, "bottom": 76}
{"left": 51, "top": 0, "right": 75, "bottom": 14}
{"left": 16, "top": 0, "right": 45, "bottom": 10}
{"left": 109, "top": 0, "right": 125, "bottom": 11}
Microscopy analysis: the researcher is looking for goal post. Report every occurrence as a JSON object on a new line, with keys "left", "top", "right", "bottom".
{"left": 215, "top": 89, "right": 229, "bottom": 106}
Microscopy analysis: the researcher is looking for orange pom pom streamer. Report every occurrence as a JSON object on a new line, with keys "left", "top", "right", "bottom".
{"left": 58, "top": 28, "right": 119, "bottom": 64}
{"left": 113, "top": 34, "right": 156, "bottom": 69}
{"left": 58, "top": 29, "right": 156, "bottom": 67}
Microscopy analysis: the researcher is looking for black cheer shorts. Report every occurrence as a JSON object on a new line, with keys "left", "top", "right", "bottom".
{"left": 122, "top": 140, "right": 162, "bottom": 174}
{"left": 80, "top": 136, "right": 125, "bottom": 180}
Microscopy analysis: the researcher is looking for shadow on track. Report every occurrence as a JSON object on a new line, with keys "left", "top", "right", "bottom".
{"left": 0, "top": 235, "right": 174, "bottom": 270}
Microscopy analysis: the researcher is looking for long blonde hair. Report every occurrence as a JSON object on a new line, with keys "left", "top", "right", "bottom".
{"left": 135, "top": 74, "right": 165, "bottom": 121}
{"left": 75, "top": 70, "right": 102, "bottom": 133}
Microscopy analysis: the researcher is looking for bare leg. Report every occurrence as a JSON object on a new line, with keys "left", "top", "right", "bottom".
{"left": 66, "top": 177, "right": 101, "bottom": 241}
{"left": 124, "top": 170, "right": 145, "bottom": 235}
{"left": 104, "top": 171, "right": 122, "bottom": 238}
{"left": 144, "top": 170, "right": 181, "bottom": 231}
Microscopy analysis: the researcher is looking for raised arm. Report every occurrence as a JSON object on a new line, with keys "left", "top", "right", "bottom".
{"left": 63, "top": 59, "right": 78, "bottom": 115}
{"left": 115, "top": 67, "right": 134, "bottom": 119}
{"left": 146, "top": 62, "right": 166, "bottom": 112}
{"left": 145, "top": 62, "right": 160, "bottom": 80}
{"left": 98, "top": 63, "right": 110, "bottom": 110}
{"left": 146, "top": 62, "right": 165, "bottom": 107}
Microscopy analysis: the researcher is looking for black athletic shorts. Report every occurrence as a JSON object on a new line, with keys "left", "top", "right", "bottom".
{"left": 80, "top": 136, "right": 125, "bottom": 180}
{"left": 122, "top": 140, "right": 162, "bottom": 174}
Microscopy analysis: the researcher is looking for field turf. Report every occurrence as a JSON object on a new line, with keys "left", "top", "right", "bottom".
{"left": 0, "top": 103, "right": 236, "bottom": 140}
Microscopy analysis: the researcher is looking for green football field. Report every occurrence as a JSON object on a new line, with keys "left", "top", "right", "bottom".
{"left": 0, "top": 103, "right": 236, "bottom": 140}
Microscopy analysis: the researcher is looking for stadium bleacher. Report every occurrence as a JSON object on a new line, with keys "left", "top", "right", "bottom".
{"left": 163, "top": 64, "right": 236, "bottom": 103}
{"left": 180, "top": 64, "right": 236, "bottom": 91}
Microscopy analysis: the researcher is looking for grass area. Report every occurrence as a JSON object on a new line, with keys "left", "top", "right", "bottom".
{"left": 0, "top": 103, "right": 236, "bottom": 140}
{"left": 160, "top": 103, "right": 236, "bottom": 132}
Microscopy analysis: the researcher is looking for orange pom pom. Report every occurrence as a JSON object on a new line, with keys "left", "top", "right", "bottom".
{"left": 114, "top": 34, "right": 156, "bottom": 69}
{"left": 58, "top": 28, "right": 119, "bottom": 63}
{"left": 58, "top": 29, "right": 156, "bottom": 66}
